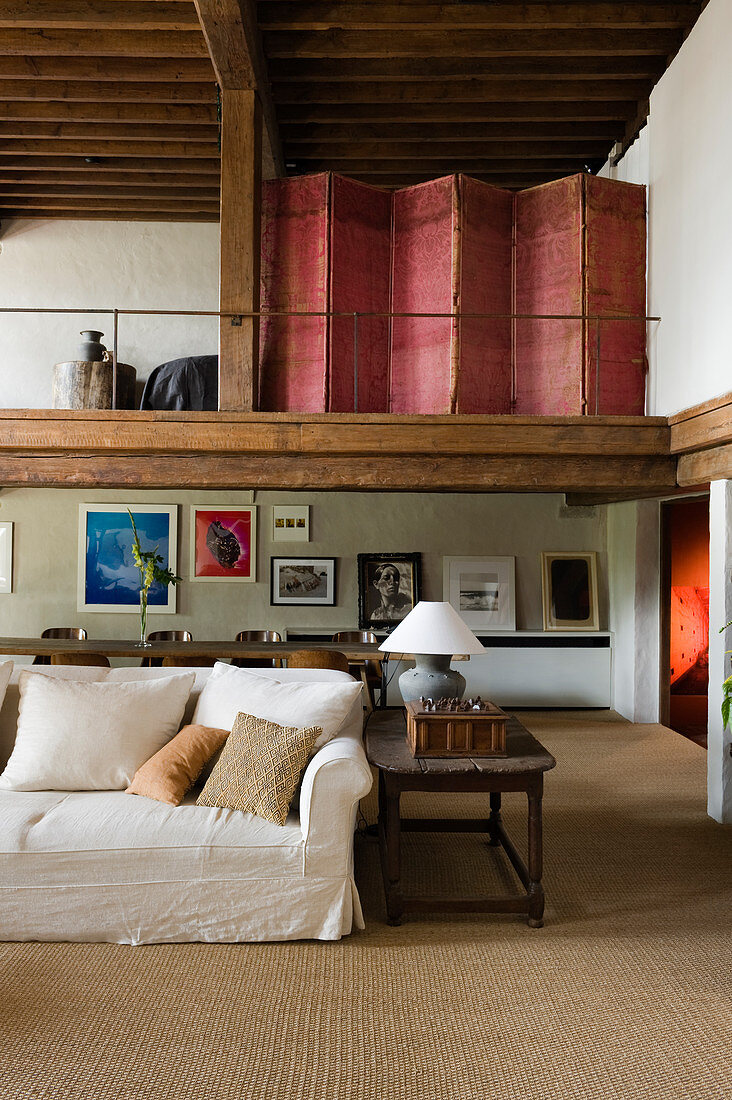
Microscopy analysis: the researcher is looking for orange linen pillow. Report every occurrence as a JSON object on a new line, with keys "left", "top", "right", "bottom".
{"left": 126, "top": 723, "right": 230, "bottom": 806}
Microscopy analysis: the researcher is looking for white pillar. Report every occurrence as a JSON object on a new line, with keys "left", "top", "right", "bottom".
{"left": 707, "top": 479, "right": 732, "bottom": 823}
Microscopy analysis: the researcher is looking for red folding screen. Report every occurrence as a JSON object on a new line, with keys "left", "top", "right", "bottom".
{"left": 259, "top": 172, "right": 646, "bottom": 416}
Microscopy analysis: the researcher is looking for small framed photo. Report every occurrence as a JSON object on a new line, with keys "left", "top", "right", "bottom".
{"left": 191, "top": 506, "right": 256, "bottom": 582}
{"left": 541, "top": 551, "right": 599, "bottom": 631}
{"left": 443, "top": 556, "right": 515, "bottom": 631}
{"left": 78, "top": 504, "right": 177, "bottom": 613}
{"left": 272, "top": 505, "right": 310, "bottom": 542}
{"left": 0, "top": 522, "right": 13, "bottom": 594}
{"left": 271, "top": 556, "right": 335, "bottom": 605}
{"left": 358, "top": 552, "right": 421, "bottom": 630}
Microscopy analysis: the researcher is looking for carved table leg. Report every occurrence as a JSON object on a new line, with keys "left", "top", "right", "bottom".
{"left": 527, "top": 780, "right": 545, "bottom": 928}
{"left": 487, "top": 791, "right": 502, "bottom": 846}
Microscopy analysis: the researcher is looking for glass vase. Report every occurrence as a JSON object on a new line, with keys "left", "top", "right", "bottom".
{"left": 137, "top": 589, "right": 151, "bottom": 647}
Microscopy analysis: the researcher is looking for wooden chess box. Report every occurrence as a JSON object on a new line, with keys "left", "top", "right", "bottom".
{"left": 404, "top": 699, "right": 508, "bottom": 758}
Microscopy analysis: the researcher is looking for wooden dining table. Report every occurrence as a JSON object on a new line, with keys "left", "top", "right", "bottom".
{"left": 0, "top": 636, "right": 386, "bottom": 662}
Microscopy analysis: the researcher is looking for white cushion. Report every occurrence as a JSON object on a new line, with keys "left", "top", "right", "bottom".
{"left": 0, "top": 670, "right": 195, "bottom": 791}
{"left": 192, "top": 662, "right": 362, "bottom": 750}
{"left": 0, "top": 661, "right": 13, "bottom": 707}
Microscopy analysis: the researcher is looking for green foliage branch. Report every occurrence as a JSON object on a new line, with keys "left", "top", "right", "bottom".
{"left": 127, "top": 509, "right": 181, "bottom": 596}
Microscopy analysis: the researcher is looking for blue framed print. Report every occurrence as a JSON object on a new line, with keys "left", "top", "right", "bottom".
{"left": 78, "top": 504, "right": 178, "bottom": 613}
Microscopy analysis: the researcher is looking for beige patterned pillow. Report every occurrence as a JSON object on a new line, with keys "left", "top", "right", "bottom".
{"left": 196, "top": 712, "right": 322, "bottom": 826}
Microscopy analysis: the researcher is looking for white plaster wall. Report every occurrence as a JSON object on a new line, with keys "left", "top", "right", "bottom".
{"left": 602, "top": 0, "right": 732, "bottom": 415}
{"left": 0, "top": 219, "right": 220, "bottom": 408}
{"left": 607, "top": 501, "right": 637, "bottom": 718}
{"left": 0, "top": 488, "right": 607, "bottom": 659}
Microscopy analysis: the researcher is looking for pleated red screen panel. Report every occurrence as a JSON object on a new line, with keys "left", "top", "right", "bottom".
{"left": 329, "top": 175, "right": 392, "bottom": 412}
{"left": 259, "top": 174, "right": 330, "bottom": 413}
{"left": 584, "top": 176, "right": 647, "bottom": 415}
{"left": 514, "top": 175, "right": 584, "bottom": 415}
{"left": 457, "top": 177, "right": 513, "bottom": 413}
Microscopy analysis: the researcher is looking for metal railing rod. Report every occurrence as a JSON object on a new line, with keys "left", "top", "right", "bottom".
{"left": 0, "top": 306, "right": 661, "bottom": 322}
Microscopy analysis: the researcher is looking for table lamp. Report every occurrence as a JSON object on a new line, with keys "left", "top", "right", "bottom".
{"left": 378, "top": 601, "right": 485, "bottom": 703}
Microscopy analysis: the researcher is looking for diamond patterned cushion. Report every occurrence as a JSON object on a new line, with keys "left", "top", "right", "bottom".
{"left": 196, "top": 712, "right": 322, "bottom": 826}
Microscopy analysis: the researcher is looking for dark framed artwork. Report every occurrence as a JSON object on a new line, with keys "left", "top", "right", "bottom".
{"left": 270, "top": 557, "right": 336, "bottom": 606}
{"left": 541, "top": 551, "right": 599, "bottom": 631}
{"left": 357, "top": 552, "right": 421, "bottom": 630}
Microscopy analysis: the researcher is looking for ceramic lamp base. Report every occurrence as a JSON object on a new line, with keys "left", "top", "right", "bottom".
{"left": 398, "top": 654, "right": 466, "bottom": 704}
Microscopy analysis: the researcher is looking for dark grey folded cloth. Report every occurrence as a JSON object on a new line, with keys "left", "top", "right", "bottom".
{"left": 140, "top": 355, "right": 218, "bottom": 411}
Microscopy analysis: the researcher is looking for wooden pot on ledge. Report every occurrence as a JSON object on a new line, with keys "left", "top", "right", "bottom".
{"left": 52, "top": 356, "right": 136, "bottom": 410}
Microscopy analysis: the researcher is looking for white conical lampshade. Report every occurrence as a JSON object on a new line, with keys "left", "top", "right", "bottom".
{"left": 378, "top": 601, "right": 485, "bottom": 655}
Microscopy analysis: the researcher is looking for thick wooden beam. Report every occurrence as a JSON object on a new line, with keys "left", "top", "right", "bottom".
{"left": 0, "top": 155, "right": 220, "bottom": 173}
{"left": 0, "top": 209, "right": 218, "bottom": 222}
{"left": 0, "top": 2, "right": 200, "bottom": 30}
{"left": 668, "top": 390, "right": 732, "bottom": 454}
{"left": 258, "top": 3, "right": 699, "bottom": 31}
{"left": 282, "top": 122, "right": 622, "bottom": 143}
{"left": 278, "top": 102, "right": 636, "bottom": 123}
{"left": 0, "top": 170, "right": 220, "bottom": 188}
{"left": 218, "top": 89, "right": 261, "bottom": 411}
{"left": 0, "top": 79, "right": 216, "bottom": 102}
{"left": 677, "top": 444, "right": 732, "bottom": 486}
{"left": 0, "top": 196, "right": 219, "bottom": 213}
{"left": 0, "top": 101, "right": 218, "bottom": 124}
{"left": 288, "top": 158, "right": 590, "bottom": 175}
{"left": 0, "top": 56, "right": 214, "bottom": 81}
{"left": 288, "top": 140, "right": 610, "bottom": 160}
{"left": 0, "top": 184, "right": 220, "bottom": 200}
{"left": 269, "top": 56, "right": 666, "bottom": 82}
{"left": 273, "top": 80, "right": 651, "bottom": 104}
{"left": 0, "top": 29, "right": 209, "bottom": 56}
{"left": 3, "top": 138, "right": 219, "bottom": 157}
{"left": 263, "top": 29, "right": 682, "bottom": 59}
{"left": 0, "top": 122, "right": 220, "bottom": 142}
{"left": 194, "top": 0, "right": 284, "bottom": 179}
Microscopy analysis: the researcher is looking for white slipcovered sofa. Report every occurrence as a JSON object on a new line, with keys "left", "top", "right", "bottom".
{"left": 0, "top": 664, "right": 372, "bottom": 944}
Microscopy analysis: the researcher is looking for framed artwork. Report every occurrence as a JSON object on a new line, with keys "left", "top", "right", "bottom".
{"left": 358, "top": 552, "right": 421, "bottom": 630}
{"left": 191, "top": 506, "right": 256, "bottom": 582}
{"left": 272, "top": 505, "right": 310, "bottom": 542}
{"left": 443, "top": 556, "right": 515, "bottom": 631}
{"left": 270, "top": 556, "right": 336, "bottom": 606}
{"left": 78, "top": 504, "right": 177, "bottom": 613}
{"left": 0, "top": 522, "right": 12, "bottom": 594}
{"left": 541, "top": 551, "right": 599, "bottom": 631}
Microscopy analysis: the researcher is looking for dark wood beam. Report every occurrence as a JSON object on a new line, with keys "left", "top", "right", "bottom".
{"left": 0, "top": 79, "right": 216, "bottom": 101}
{"left": 263, "top": 29, "right": 683, "bottom": 59}
{"left": 0, "top": 209, "right": 218, "bottom": 221}
{"left": 218, "top": 88, "right": 262, "bottom": 411}
{"left": 269, "top": 56, "right": 665, "bottom": 82}
{"left": 0, "top": 2, "right": 201, "bottom": 30}
{"left": 0, "top": 56, "right": 214, "bottom": 81}
{"left": 258, "top": 3, "right": 700, "bottom": 31}
{"left": 282, "top": 122, "right": 623, "bottom": 143}
{"left": 0, "top": 170, "right": 220, "bottom": 187}
{"left": 0, "top": 29, "right": 209, "bottom": 56}
{"left": 278, "top": 102, "right": 636, "bottom": 123}
{"left": 288, "top": 141, "right": 610, "bottom": 160}
{"left": 0, "top": 101, "right": 217, "bottom": 124}
{"left": 677, "top": 444, "right": 732, "bottom": 486}
{"left": 289, "top": 159, "right": 596, "bottom": 174}
{"left": 0, "top": 122, "right": 220, "bottom": 142}
{"left": 273, "top": 80, "right": 651, "bottom": 103}
{"left": 193, "top": 0, "right": 284, "bottom": 178}
{"left": 0, "top": 184, "right": 220, "bottom": 200}
{"left": 0, "top": 155, "right": 220, "bottom": 174}
{"left": 0, "top": 196, "right": 219, "bottom": 213}
{"left": 3, "top": 138, "right": 220, "bottom": 157}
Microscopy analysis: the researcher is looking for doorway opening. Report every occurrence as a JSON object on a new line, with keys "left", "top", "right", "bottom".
{"left": 661, "top": 497, "right": 710, "bottom": 747}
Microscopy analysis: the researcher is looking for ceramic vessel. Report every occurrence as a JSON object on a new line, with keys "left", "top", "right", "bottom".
{"left": 76, "top": 330, "right": 106, "bottom": 362}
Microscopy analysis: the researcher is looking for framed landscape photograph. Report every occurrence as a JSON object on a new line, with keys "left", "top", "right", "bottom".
{"left": 272, "top": 505, "right": 310, "bottom": 542}
{"left": 78, "top": 504, "right": 177, "bottom": 613}
{"left": 270, "top": 557, "right": 335, "bottom": 606}
{"left": 443, "top": 556, "right": 516, "bottom": 631}
{"left": 191, "top": 505, "right": 256, "bottom": 582}
{"left": 358, "top": 552, "right": 421, "bottom": 630}
{"left": 541, "top": 551, "right": 599, "bottom": 631}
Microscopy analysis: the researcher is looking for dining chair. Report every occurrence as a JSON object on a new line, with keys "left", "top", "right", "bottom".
{"left": 50, "top": 652, "right": 110, "bottom": 668}
{"left": 33, "top": 626, "right": 88, "bottom": 666}
{"left": 142, "top": 629, "right": 193, "bottom": 667}
{"left": 233, "top": 630, "right": 283, "bottom": 668}
{"left": 286, "top": 648, "right": 350, "bottom": 676}
{"left": 332, "top": 630, "right": 381, "bottom": 712}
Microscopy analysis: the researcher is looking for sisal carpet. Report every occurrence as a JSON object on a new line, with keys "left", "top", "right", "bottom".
{"left": 1, "top": 712, "right": 730, "bottom": 1100}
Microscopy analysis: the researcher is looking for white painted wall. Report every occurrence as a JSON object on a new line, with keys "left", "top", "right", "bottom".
{"left": 602, "top": 0, "right": 732, "bottom": 416}
{"left": 0, "top": 219, "right": 220, "bottom": 408}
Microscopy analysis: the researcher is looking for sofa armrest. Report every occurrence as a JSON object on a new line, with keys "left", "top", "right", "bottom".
{"left": 299, "top": 729, "right": 373, "bottom": 876}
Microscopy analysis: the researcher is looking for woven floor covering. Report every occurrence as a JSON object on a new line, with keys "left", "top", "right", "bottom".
{"left": 1, "top": 712, "right": 730, "bottom": 1100}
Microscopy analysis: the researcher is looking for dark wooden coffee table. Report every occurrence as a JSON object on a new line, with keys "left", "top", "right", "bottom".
{"left": 365, "top": 710, "right": 556, "bottom": 927}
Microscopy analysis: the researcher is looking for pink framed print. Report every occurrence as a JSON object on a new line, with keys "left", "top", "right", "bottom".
{"left": 190, "top": 506, "right": 257, "bottom": 582}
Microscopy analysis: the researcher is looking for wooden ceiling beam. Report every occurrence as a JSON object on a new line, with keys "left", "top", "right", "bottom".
{"left": 0, "top": 1, "right": 202, "bottom": 31}
{"left": 0, "top": 196, "right": 219, "bottom": 212}
{"left": 263, "top": 29, "right": 683, "bottom": 59}
{"left": 0, "top": 29, "right": 209, "bottom": 57}
{"left": 0, "top": 79, "right": 216, "bottom": 101}
{"left": 258, "top": 3, "right": 700, "bottom": 31}
{"left": 193, "top": 0, "right": 284, "bottom": 178}
{"left": 278, "top": 102, "right": 636, "bottom": 123}
{"left": 282, "top": 122, "right": 622, "bottom": 143}
{"left": 0, "top": 173, "right": 219, "bottom": 189}
{"left": 3, "top": 138, "right": 220, "bottom": 157}
{"left": 0, "top": 56, "right": 214, "bottom": 81}
{"left": 0, "top": 209, "right": 218, "bottom": 221}
{"left": 0, "top": 184, "right": 220, "bottom": 199}
{"left": 288, "top": 141, "right": 610, "bottom": 160}
{"left": 0, "top": 154, "right": 219, "bottom": 173}
{"left": 273, "top": 80, "right": 651, "bottom": 103}
{"left": 291, "top": 159, "right": 591, "bottom": 175}
{"left": 0, "top": 101, "right": 218, "bottom": 123}
{"left": 269, "top": 56, "right": 665, "bottom": 82}
{"left": 0, "top": 121, "right": 220, "bottom": 142}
